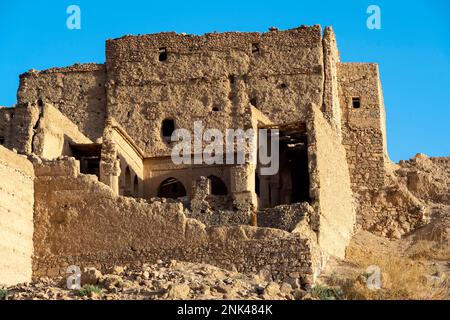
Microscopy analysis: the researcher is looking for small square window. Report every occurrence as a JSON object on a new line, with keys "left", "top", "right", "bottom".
{"left": 159, "top": 47, "right": 168, "bottom": 62}
{"left": 352, "top": 97, "right": 361, "bottom": 109}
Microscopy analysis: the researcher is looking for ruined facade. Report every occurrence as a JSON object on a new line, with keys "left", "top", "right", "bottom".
{"left": 0, "top": 25, "right": 397, "bottom": 286}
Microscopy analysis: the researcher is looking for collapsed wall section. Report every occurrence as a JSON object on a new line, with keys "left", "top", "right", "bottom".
{"left": 17, "top": 63, "right": 107, "bottom": 141}
{"left": 0, "top": 146, "right": 34, "bottom": 286}
{"left": 32, "top": 158, "right": 320, "bottom": 284}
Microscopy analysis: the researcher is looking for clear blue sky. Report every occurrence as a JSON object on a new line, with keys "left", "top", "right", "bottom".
{"left": 0, "top": 0, "right": 449, "bottom": 162}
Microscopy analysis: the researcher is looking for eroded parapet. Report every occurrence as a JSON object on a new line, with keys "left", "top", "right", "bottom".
{"left": 17, "top": 63, "right": 106, "bottom": 141}
{"left": 5, "top": 102, "right": 92, "bottom": 159}
{"left": 0, "top": 146, "right": 34, "bottom": 286}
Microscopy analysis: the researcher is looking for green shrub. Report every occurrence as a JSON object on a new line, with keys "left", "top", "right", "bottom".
{"left": 0, "top": 289, "right": 8, "bottom": 300}
{"left": 77, "top": 285, "right": 102, "bottom": 297}
{"left": 311, "top": 284, "right": 343, "bottom": 300}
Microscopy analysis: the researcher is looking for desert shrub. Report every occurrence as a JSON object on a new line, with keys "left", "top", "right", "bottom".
{"left": 0, "top": 289, "right": 8, "bottom": 300}
{"left": 311, "top": 284, "right": 343, "bottom": 300}
{"left": 77, "top": 285, "right": 102, "bottom": 297}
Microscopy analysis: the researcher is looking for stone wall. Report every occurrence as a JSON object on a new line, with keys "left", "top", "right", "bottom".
{"left": 17, "top": 64, "right": 106, "bottom": 140}
{"left": 0, "top": 146, "right": 34, "bottom": 286}
{"left": 32, "top": 103, "right": 92, "bottom": 159}
{"left": 105, "top": 26, "right": 325, "bottom": 157}
{"left": 0, "top": 107, "right": 13, "bottom": 147}
{"left": 338, "top": 62, "right": 387, "bottom": 192}
{"left": 33, "top": 158, "right": 320, "bottom": 283}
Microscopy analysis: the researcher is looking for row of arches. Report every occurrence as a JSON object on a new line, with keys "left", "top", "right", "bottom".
{"left": 157, "top": 175, "right": 228, "bottom": 199}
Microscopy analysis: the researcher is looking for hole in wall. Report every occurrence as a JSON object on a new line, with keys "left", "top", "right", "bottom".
{"left": 212, "top": 106, "right": 220, "bottom": 112}
{"left": 352, "top": 97, "right": 361, "bottom": 109}
{"left": 252, "top": 43, "right": 260, "bottom": 54}
{"left": 37, "top": 99, "right": 44, "bottom": 107}
{"left": 0, "top": 136, "right": 5, "bottom": 145}
{"left": 159, "top": 47, "right": 168, "bottom": 62}
{"left": 208, "top": 175, "right": 228, "bottom": 196}
{"left": 162, "top": 119, "right": 175, "bottom": 139}
{"left": 249, "top": 97, "right": 257, "bottom": 107}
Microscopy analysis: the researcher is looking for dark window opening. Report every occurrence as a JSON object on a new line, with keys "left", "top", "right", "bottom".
{"left": 157, "top": 177, "right": 187, "bottom": 199}
{"left": 70, "top": 143, "right": 102, "bottom": 178}
{"left": 208, "top": 175, "right": 228, "bottom": 195}
{"left": 162, "top": 119, "right": 175, "bottom": 139}
{"left": 37, "top": 99, "right": 44, "bottom": 107}
{"left": 252, "top": 43, "right": 260, "bottom": 54}
{"left": 159, "top": 47, "right": 168, "bottom": 62}
{"left": 250, "top": 97, "right": 257, "bottom": 107}
{"left": 212, "top": 106, "right": 220, "bottom": 112}
{"left": 0, "top": 136, "right": 4, "bottom": 145}
{"left": 352, "top": 97, "right": 361, "bottom": 109}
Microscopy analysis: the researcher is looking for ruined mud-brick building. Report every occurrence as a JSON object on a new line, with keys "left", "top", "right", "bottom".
{"left": 0, "top": 25, "right": 404, "bottom": 286}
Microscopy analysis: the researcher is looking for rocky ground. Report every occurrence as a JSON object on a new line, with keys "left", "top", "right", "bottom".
{"left": 1, "top": 260, "right": 308, "bottom": 300}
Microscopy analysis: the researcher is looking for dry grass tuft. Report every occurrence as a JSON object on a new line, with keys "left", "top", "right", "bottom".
{"left": 336, "top": 240, "right": 449, "bottom": 300}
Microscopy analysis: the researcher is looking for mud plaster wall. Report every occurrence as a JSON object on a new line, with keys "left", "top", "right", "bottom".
{"left": 32, "top": 158, "right": 319, "bottom": 282}
{"left": 307, "top": 105, "right": 355, "bottom": 258}
{"left": 338, "top": 63, "right": 387, "bottom": 192}
{"left": 105, "top": 26, "right": 325, "bottom": 157}
{"left": 321, "top": 27, "right": 342, "bottom": 132}
{"left": 17, "top": 64, "right": 107, "bottom": 141}
{"left": 0, "top": 108, "right": 13, "bottom": 146}
{"left": 6, "top": 104, "right": 40, "bottom": 154}
{"left": 32, "top": 104, "right": 92, "bottom": 160}
{"left": 0, "top": 146, "right": 34, "bottom": 286}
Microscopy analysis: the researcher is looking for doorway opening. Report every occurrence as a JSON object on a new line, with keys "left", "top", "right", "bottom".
{"left": 157, "top": 177, "right": 187, "bottom": 199}
{"left": 255, "top": 123, "right": 310, "bottom": 208}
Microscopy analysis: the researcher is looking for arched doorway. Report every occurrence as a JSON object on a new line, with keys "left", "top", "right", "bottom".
{"left": 207, "top": 175, "right": 228, "bottom": 195}
{"left": 157, "top": 177, "right": 187, "bottom": 199}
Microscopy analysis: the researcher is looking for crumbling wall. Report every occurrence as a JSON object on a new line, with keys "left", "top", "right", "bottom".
{"left": 106, "top": 26, "right": 324, "bottom": 156}
{"left": 338, "top": 63, "right": 387, "bottom": 192}
{"left": 6, "top": 104, "right": 40, "bottom": 154}
{"left": 33, "top": 158, "right": 320, "bottom": 283}
{"left": 32, "top": 103, "right": 92, "bottom": 159}
{"left": 0, "top": 107, "right": 13, "bottom": 146}
{"left": 17, "top": 64, "right": 106, "bottom": 140}
{"left": 0, "top": 146, "right": 34, "bottom": 286}
{"left": 321, "top": 27, "right": 342, "bottom": 132}
{"left": 307, "top": 104, "right": 355, "bottom": 258}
